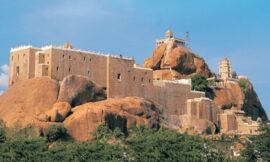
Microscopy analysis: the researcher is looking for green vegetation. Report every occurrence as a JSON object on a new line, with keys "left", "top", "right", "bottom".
{"left": 45, "top": 124, "right": 68, "bottom": 142}
{"left": 191, "top": 73, "right": 214, "bottom": 98}
{"left": 221, "top": 101, "right": 237, "bottom": 110}
{"left": 238, "top": 79, "right": 250, "bottom": 94}
{"left": 0, "top": 127, "right": 6, "bottom": 143}
{"left": 191, "top": 73, "right": 208, "bottom": 92}
{"left": 241, "top": 123, "right": 270, "bottom": 162}
{"left": 0, "top": 124, "right": 235, "bottom": 162}
{"left": 4, "top": 123, "right": 270, "bottom": 162}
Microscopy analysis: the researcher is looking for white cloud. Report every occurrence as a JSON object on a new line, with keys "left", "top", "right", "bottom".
{"left": 0, "top": 64, "right": 9, "bottom": 88}
{"left": 1, "top": 64, "right": 9, "bottom": 74}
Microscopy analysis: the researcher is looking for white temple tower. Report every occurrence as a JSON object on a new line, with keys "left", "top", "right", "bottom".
{"left": 219, "top": 58, "right": 233, "bottom": 79}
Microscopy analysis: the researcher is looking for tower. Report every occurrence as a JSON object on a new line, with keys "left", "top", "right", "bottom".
{"left": 166, "top": 29, "right": 173, "bottom": 38}
{"left": 219, "top": 58, "right": 233, "bottom": 79}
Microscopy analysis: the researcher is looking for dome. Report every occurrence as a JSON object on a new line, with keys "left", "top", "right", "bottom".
{"left": 166, "top": 29, "right": 173, "bottom": 38}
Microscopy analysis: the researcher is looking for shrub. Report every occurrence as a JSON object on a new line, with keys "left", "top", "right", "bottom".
{"left": 46, "top": 124, "right": 68, "bottom": 142}
{"left": 241, "top": 123, "right": 270, "bottom": 162}
{"left": 191, "top": 73, "right": 208, "bottom": 92}
{"left": 94, "top": 124, "right": 113, "bottom": 142}
{"left": 0, "top": 120, "right": 6, "bottom": 143}
{"left": 238, "top": 79, "right": 249, "bottom": 94}
{"left": 0, "top": 128, "right": 6, "bottom": 143}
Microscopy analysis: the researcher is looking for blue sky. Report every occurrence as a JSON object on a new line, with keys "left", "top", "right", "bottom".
{"left": 0, "top": 0, "right": 269, "bottom": 116}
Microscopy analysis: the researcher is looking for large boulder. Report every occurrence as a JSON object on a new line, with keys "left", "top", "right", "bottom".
{"left": 57, "top": 75, "right": 107, "bottom": 107}
{"left": 38, "top": 102, "right": 71, "bottom": 122}
{"left": 64, "top": 97, "right": 161, "bottom": 141}
{"left": 0, "top": 77, "right": 59, "bottom": 127}
{"left": 144, "top": 45, "right": 212, "bottom": 79}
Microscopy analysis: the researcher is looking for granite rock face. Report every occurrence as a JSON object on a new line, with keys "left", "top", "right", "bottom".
{"left": 144, "top": 44, "right": 212, "bottom": 79}
{"left": 213, "top": 80, "right": 267, "bottom": 121}
{"left": 57, "top": 75, "right": 107, "bottom": 107}
{"left": 0, "top": 77, "right": 59, "bottom": 128}
{"left": 64, "top": 97, "right": 161, "bottom": 141}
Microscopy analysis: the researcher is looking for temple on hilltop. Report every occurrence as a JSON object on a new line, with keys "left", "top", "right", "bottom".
{"left": 156, "top": 29, "right": 186, "bottom": 47}
{"left": 219, "top": 58, "right": 233, "bottom": 79}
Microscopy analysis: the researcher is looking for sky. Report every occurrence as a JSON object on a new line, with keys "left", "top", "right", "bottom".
{"left": 0, "top": 0, "right": 269, "bottom": 116}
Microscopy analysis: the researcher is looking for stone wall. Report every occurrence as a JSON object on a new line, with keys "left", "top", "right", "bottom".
{"left": 152, "top": 80, "right": 205, "bottom": 117}
{"left": 9, "top": 47, "right": 40, "bottom": 86}
{"left": 219, "top": 112, "right": 238, "bottom": 133}
{"left": 186, "top": 97, "right": 217, "bottom": 123}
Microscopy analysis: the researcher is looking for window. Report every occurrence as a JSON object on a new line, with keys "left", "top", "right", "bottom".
{"left": 62, "top": 55, "right": 65, "bottom": 58}
{"left": 89, "top": 58, "right": 91, "bottom": 62}
{"left": 16, "top": 66, "right": 20, "bottom": 76}
{"left": 141, "top": 78, "right": 144, "bottom": 82}
{"left": 57, "top": 66, "right": 59, "bottom": 71}
{"left": 88, "top": 71, "right": 90, "bottom": 75}
{"left": 149, "top": 79, "right": 151, "bottom": 83}
{"left": 69, "top": 56, "right": 71, "bottom": 60}
{"left": 11, "top": 56, "right": 14, "bottom": 61}
{"left": 117, "top": 73, "right": 121, "bottom": 81}
{"left": 69, "top": 68, "right": 71, "bottom": 73}
{"left": 84, "top": 56, "right": 86, "bottom": 61}
{"left": 133, "top": 76, "right": 136, "bottom": 81}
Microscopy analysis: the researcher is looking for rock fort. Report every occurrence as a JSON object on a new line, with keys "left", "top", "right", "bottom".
{"left": 4, "top": 30, "right": 267, "bottom": 139}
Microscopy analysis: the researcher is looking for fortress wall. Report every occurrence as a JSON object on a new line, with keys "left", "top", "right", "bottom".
{"left": 152, "top": 81, "right": 196, "bottom": 117}
{"left": 188, "top": 91, "right": 205, "bottom": 99}
{"left": 187, "top": 98, "right": 217, "bottom": 123}
{"left": 219, "top": 113, "right": 237, "bottom": 133}
{"left": 47, "top": 48, "right": 108, "bottom": 87}
{"left": 106, "top": 57, "right": 153, "bottom": 99}
{"left": 131, "top": 67, "right": 154, "bottom": 100}
{"left": 9, "top": 48, "right": 40, "bottom": 86}
{"left": 28, "top": 48, "right": 40, "bottom": 79}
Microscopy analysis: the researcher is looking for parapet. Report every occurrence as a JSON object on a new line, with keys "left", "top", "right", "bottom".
{"left": 10, "top": 45, "right": 40, "bottom": 52}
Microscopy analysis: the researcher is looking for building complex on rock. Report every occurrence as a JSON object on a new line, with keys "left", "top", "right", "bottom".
{"left": 8, "top": 30, "right": 261, "bottom": 135}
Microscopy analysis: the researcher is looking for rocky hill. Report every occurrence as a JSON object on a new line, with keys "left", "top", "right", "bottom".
{"left": 213, "top": 79, "right": 267, "bottom": 121}
{"left": 0, "top": 76, "right": 162, "bottom": 141}
{"left": 144, "top": 44, "right": 212, "bottom": 79}
{"left": 144, "top": 42, "right": 267, "bottom": 121}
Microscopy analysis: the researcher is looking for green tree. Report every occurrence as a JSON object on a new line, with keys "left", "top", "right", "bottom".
{"left": 46, "top": 124, "right": 68, "bottom": 142}
{"left": 126, "top": 127, "right": 229, "bottom": 162}
{"left": 191, "top": 73, "right": 208, "bottom": 92}
{"left": 238, "top": 79, "right": 249, "bottom": 94}
{"left": 0, "top": 127, "right": 6, "bottom": 143}
{"left": 241, "top": 123, "right": 270, "bottom": 162}
{"left": 0, "top": 120, "right": 6, "bottom": 143}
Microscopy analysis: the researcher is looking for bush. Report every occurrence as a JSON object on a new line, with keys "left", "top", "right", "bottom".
{"left": 0, "top": 128, "right": 6, "bottom": 143}
{"left": 46, "top": 124, "right": 68, "bottom": 142}
{"left": 0, "top": 120, "right": 6, "bottom": 143}
{"left": 221, "top": 101, "right": 237, "bottom": 110}
{"left": 238, "top": 79, "right": 249, "bottom": 94}
{"left": 241, "top": 123, "right": 270, "bottom": 162}
{"left": 126, "top": 127, "right": 229, "bottom": 162}
{"left": 191, "top": 73, "right": 208, "bottom": 92}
